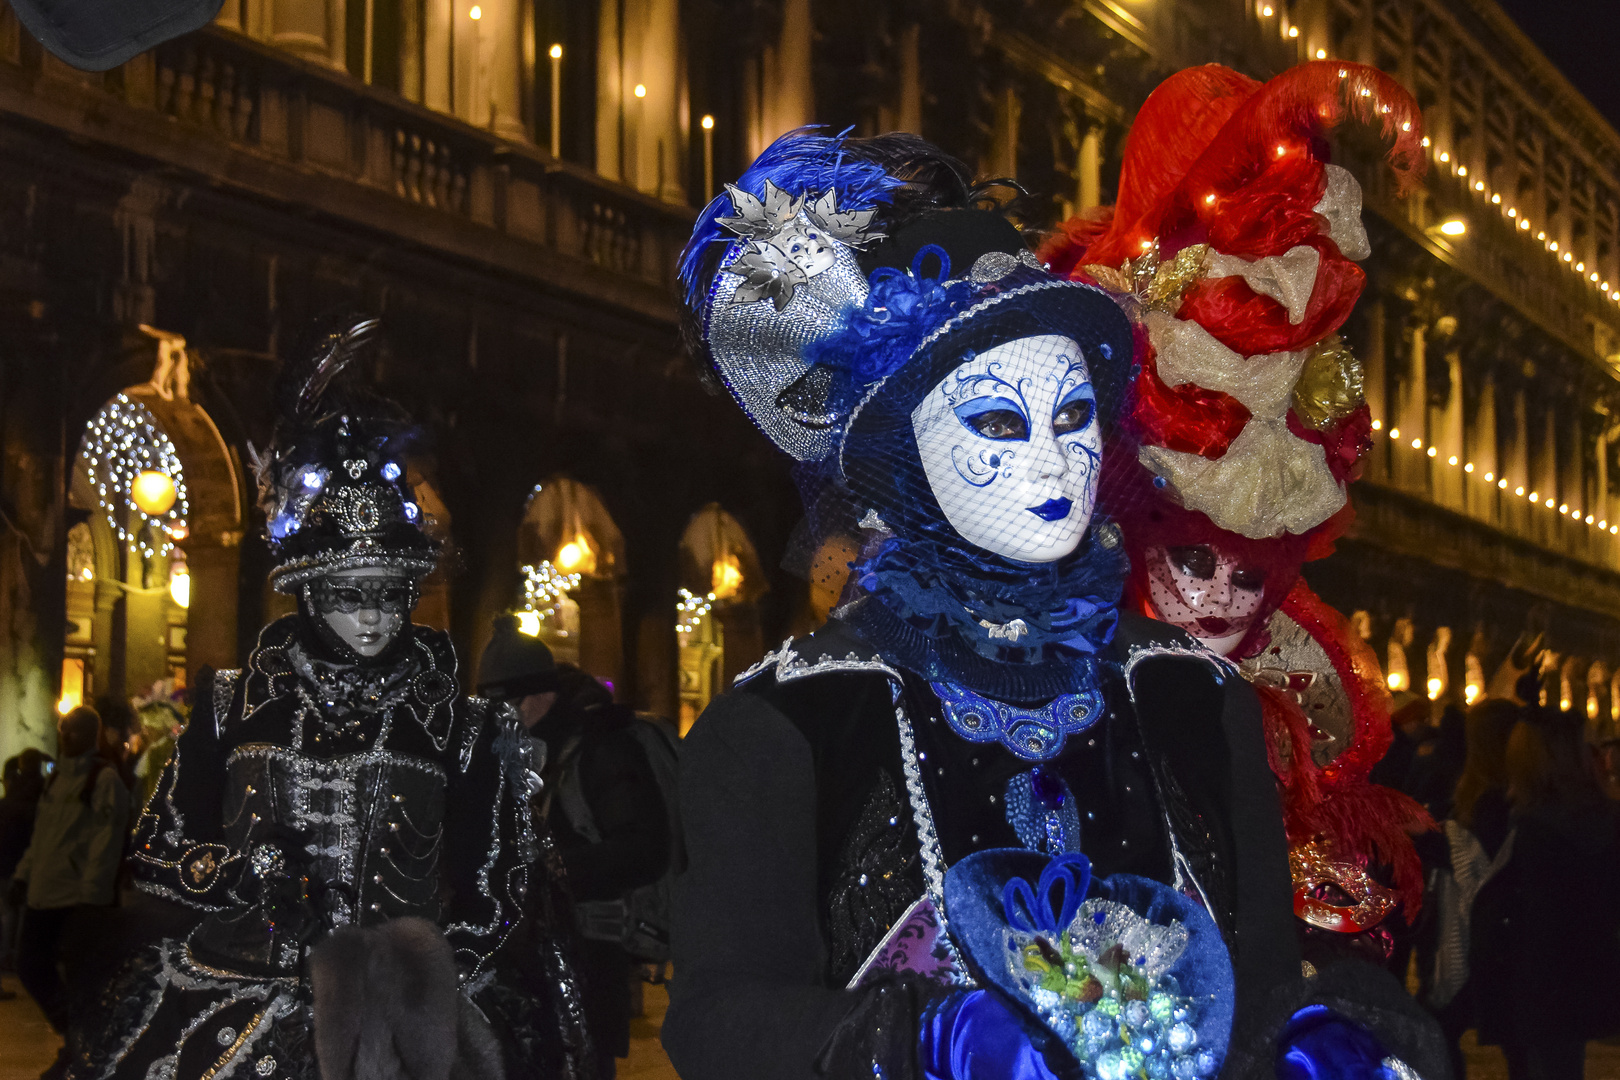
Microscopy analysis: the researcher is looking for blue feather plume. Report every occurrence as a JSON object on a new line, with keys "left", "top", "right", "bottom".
{"left": 677, "top": 127, "right": 905, "bottom": 309}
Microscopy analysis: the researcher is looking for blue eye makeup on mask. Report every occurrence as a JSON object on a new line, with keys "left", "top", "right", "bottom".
{"left": 953, "top": 396, "right": 1030, "bottom": 441}
{"left": 1052, "top": 383, "right": 1096, "bottom": 437}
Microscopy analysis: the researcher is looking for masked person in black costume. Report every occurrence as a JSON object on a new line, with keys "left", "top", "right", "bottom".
{"left": 661, "top": 133, "right": 1447, "bottom": 1080}
{"left": 77, "top": 316, "right": 593, "bottom": 1080}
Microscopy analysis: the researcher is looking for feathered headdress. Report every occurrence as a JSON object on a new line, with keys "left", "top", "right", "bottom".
{"left": 251, "top": 313, "right": 438, "bottom": 592}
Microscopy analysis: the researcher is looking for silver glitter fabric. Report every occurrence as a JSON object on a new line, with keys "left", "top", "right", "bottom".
{"left": 705, "top": 233, "right": 870, "bottom": 460}
{"left": 1239, "top": 609, "right": 1353, "bottom": 767}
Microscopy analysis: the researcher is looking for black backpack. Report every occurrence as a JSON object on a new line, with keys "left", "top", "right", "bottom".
{"left": 548, "top": 714, "right": 684, "bottom": 962}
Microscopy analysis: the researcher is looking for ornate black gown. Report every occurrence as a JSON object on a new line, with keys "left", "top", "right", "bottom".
{"left": 81, "top": 615, "right": 589, "bottom": 1080}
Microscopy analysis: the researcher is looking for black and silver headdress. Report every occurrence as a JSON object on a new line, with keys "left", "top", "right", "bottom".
{"left": 252, "top": 315, "right": 439, "bottom": 592}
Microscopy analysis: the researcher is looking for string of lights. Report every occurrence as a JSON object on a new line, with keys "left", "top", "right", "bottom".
{"left": 82, "top": 394, "right": 189, "bottom": 558}
{"left": 516, "top": 559, "right": 580, "bottom": 636}
{"left": 676, "top": 588, "right": 715, "bottom": 636}
{"left": 1370, "top": 417, "right": 1619, "bottom": 534}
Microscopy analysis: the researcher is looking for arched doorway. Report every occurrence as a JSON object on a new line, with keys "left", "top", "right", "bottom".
{"left": 516, "top": 478, "right": 626, "bottom": 692}
{"left": 675, "top": 504, "right": 765, "bottom": 734}
{"left": 63, "top": 343, "right": 242, "bottom": 714}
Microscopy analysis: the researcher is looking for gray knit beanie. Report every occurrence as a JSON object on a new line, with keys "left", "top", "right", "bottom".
{"left": 476, "top": 615, "right": 559, "bottom": 699}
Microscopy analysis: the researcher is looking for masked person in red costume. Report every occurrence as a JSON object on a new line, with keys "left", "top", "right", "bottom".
{"left": 1043, "top": 60, "right": 1433, "bottom": 970}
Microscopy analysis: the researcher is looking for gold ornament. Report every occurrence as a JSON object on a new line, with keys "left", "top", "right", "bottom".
{"left": 1082, "top": 240, "right": 1209, "bottom": 315}
{"left": 1292, "top": 334, "right": 1364, "bottom": 430}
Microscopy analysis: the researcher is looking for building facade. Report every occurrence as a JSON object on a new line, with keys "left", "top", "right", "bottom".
{"left": 3, "top": 0, "right": 1619, "bottom": 763}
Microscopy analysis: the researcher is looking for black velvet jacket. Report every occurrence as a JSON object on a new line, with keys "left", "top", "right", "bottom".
{"left": 662, "top": 611, "right": 1447, "bottom": 1080}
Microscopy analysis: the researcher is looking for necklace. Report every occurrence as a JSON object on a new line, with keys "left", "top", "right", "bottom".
{"left": 931, "top": 677, "right": 1104, "bottom": 761}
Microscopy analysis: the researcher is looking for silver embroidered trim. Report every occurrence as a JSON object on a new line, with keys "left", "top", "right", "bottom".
{"left": 894, "top": 705, "right": 974, "bottom": 986}
{"left": 213, "top": 670, "right": 241, "bottom": 732}
{"left": 734, "top": 638, "right": 904, "bottom": 688}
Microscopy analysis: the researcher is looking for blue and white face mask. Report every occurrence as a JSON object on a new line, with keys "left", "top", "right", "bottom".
{"left": 910, "top": 335, "right": 1103, "bottom": 563}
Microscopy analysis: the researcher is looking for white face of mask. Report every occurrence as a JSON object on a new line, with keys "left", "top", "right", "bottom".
{"left": 910, "top": 335, "right": 1103, "bottom": 563}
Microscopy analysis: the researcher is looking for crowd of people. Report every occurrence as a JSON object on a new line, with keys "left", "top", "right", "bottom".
{"left": 1376, "top": 663, "right": 1620, "bottom": 1080}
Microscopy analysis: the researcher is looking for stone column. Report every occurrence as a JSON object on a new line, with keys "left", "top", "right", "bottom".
{"left": 897, "top": 22, "right": 921, "bottom": 134}
{"left": 183, "top": 542, "right": 240, "bottom": 682}
{"left": 1434, "top": 347, "right": 1465, "bottom": 510}
{"left": 486, "top": 0, "right": 526, "bottom": 139}
{"left": 1395, "top": 322, "right": 1427, "bottom": 490}
{"left": 1077, "top": 125, "right": 1102, "bottom": 211}
{"left": 595, "top": 0, "right": 623, "bottom": 181}
{"left": 765, "top": 0, "right": 813, "bottom": 141}
{"left": 631, "top": 0, "right": 683, "bottom": 200}
{"left": 1362, "top": 300, "right": 1388, "bottom": 481}
{"left": 1470, "top": 375, "right": 1499, "bottom": 520}
{"left": 988, "top": 85, "right": 1021, "bottom": 181}
{"left": 423, "top": 0, "right": 453, "bottom": 114}
{"left": 273, "top": 0, "right": 339, "bottom": 66}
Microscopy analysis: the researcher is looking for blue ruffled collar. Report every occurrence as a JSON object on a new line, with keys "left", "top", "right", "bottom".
{"left": 840, "top": 526, "right": 1127, "bottom": 702}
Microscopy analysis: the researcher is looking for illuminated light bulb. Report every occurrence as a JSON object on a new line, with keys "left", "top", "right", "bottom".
{"left": 1427, "top": 677, "right": 1443, "bottom": 700}
{"left": 1564, "top": 252, "right": 1573, "bottom": 263}
{"left": 1520, "top": 219, "right": 1530, "bottom": 230}
{"left": 1464, "top": 683, "right": 1482, "bottom": 705}
{"left": 1457, "top": 165, "right": 1468, "bottom": 176}
{"left": 1386, "top": 672, "right": 1405, "bottom": 691}
{"left": 1538, "top": 231, "right": 1547, "bottom": 241}
{"left": 1438, "top": 219, "right": 1467, "bottom": 237}
{"left": 558, "top": 542, "right": 584, "bottom": 570}
{"left": 1412, "top": 438, "right": 1423, "bottom": 450}
{"left": 548, "top": 43, "right": 562, "bottom": 59}
{"left": 1592, "top": 273, "right": 1601, "bottom": 283}
{"left": 1517, "top": 487, "right": 1527, "bottom": 497}
{"left": 701, "top": 114, "right": 715, "bottom": 130}
{"left": 1421, "top": 136, "right": 1431, "bottom": 147}
{"left": 468, "top": 4, "right": 480, "bottom": 17}
{"left": 1611, "top": 525, "right": 1618, "bottom": 535}
{"left": 1546, "top": 498, "right": 1556, "bottom": 508}
{"left": 515, "top": 610, "right": 542, "bottom": 636}
{"left": 1559, "top": 503, "right": 1570, "bottom": 514}
{"left": 1491, "top": 194, "right": 1501, "bottom": 204}
{"left": 1401, "top": 121, "right": 1411, "bottom": 131}
{"left": 1561, "top": 696, "right": 1573, "bottom": 711}
{"left": 1439, "top": 152, "right": 1450, "bottom": 162}
{"left": 1448, "top": 455, "right": 1459, "bottom": 466}
{"left": 1260, "top": 4, "right": 1273, "bottom": 14}
{"left": 1427, "top": 445, "right": 1438, "bottom": 458}
{"left": 1508, "top": 206, "right": 1517, "bottom": 217}
{"left": 1204, "top": 193, "right": 1216, "bottom": 204}
{"left": 1550, "top": 241, "right": 1559, "bottom": 251}
{"left": 1602, "top": 520, "right": 1610, "bottom": 529}
{"left": 1140, "top": 238, "right": 1153, "bottom": 250}
{"left": 1359, "top": 87, "right": 1371, "bottom": 97}
{"left": 1389, "top": 427, "right": 1401, "bottom": 440}
{"left": 1288, "top": 25, "right": 1299, "bottom": 37}
{"left": 1371, "top": 419, "right": 1383, "bottom": 431}
{"left": 1586, "top": 515, "right": 1595, "bottom": 524}
{"left": 1485, "top": 471, "right": 1494, "bottom": 481}
{"left": 132, "top": 470, "right": 178, "bottom": 516}
{"left": 1315, "top": 48, "right": 1327, "bottom": 59}
{"left": 1464, "top": 462, "right": 1474, "bottom": 473}
{"left": 1474, "top": 180, "right": 1484, "bottom": 191}
{"left": 1578, "top": 262, "right": 1586, "bottom": 272}
{"left": 1338, "top": 68, "right": 1348, "bottom": 77}
{"left": 633, "top": 83, "right": 647, "bottom": 98}
{"left": 169, "top": 568, "right": 190, "bottom": 608}
{"left": 1498, "top": 479, "right": 1508, "bottom": 489}
{"left": 1276, "top": 144, "right": 1287, "bottom": 156}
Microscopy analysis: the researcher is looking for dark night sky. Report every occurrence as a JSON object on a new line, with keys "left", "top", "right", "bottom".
{"left": 1491, "top": 0, "right": 1620, "bottom": 132}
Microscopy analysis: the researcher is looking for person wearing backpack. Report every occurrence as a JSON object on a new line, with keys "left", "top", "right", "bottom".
{"left": 478, "top": 616, "right": 672, "bottom": 1079}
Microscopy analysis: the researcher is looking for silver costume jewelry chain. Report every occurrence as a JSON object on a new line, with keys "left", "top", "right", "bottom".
{"left": 893, "top": 702, "right": 974, "bottom": 986}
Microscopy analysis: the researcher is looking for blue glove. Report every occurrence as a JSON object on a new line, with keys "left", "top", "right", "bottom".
{"left": 1276, "top": 1004, "right": 1420, "bottom": 1080}
{"left": 920, "top": 989, "right": 1065, "bottom": 1080}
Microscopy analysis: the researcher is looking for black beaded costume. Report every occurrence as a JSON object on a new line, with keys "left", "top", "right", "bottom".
{"left": 77, "top": 316, "right": 592, "bottom": 1080}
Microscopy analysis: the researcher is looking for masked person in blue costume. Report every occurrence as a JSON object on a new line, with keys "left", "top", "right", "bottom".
{"left": 661, "top": 132, "right": 1447, "bottom": 1080}
{"left": 75, "top": 316, "right": 594, "bottom": 1080}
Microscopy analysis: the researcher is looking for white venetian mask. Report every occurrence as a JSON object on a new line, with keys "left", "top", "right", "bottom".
{"left": 910, "top": 335, "right": 1102, "bottom": 563}
{"left": 1143, "top": 543, "right": 1266, "bottom": 656}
